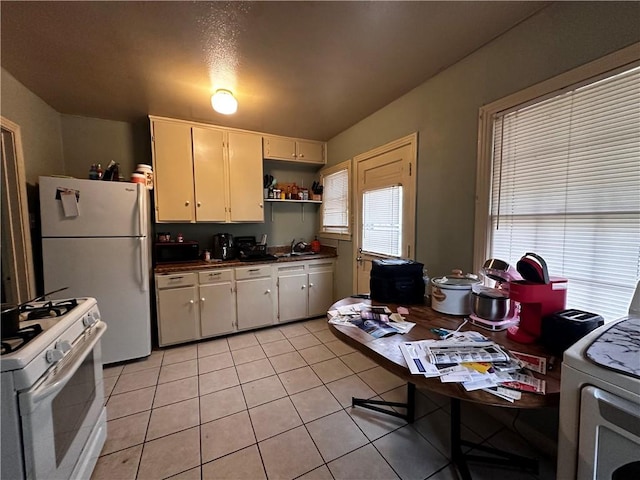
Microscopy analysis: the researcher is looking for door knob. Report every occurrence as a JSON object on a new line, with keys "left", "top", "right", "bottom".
{"left": 356, "top": 256, "right": 363, "bottom": 262}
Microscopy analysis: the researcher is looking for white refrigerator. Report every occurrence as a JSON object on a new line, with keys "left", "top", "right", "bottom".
{"left": 39, "top": 176, "right": 152, "bottom": 364}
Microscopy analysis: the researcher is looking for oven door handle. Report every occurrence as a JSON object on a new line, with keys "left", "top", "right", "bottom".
{"left": 20, "top": 322, "right": 107, "bottom": 413}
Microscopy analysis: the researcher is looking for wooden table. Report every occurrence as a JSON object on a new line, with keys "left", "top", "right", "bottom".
{"left": 328, "top": 297, "right": 559, "bottom": 479}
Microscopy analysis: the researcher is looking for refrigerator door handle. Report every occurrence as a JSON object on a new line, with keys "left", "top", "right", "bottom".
{"left": 140, "top": 237, "right": 149, "bottom": 292}
{"left": 137, "top": 184, "right": 145, "bottom": 236}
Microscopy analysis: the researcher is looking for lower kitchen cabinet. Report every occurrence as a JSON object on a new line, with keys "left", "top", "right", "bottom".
{"left": 307, "top": 261, "right": 335, "bottom": 317}
{"left": 235, "top": 266, "right": 276, "bottom": 330}
{"left": 156, "top": 273, "right": 199, "bottom": 347}
{"left": 199, "top": 270, "right": 235, "bottom": 337}
{"left": 276, "top": 259, "right": 335, "bottom": 323}
{"left": 155, "top": 258, "right": 334, "bottom": 346}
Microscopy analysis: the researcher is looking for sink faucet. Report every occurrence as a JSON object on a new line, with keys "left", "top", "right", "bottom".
{"left": 291, "top": 238, "right": 296, "bottom": 254}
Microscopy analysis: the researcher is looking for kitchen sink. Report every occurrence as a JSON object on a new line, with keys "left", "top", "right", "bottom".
{"left": 275, "top": 252, "right": 317, "bottom": 258}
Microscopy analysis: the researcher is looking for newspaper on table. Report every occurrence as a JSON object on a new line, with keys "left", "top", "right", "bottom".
{"left": 398, "top": 331, "right": 546, "bottom": 400}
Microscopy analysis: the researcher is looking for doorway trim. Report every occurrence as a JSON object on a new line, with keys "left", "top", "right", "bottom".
{"left": 351, "top": 133, "right": 418, "bottom": 294}
{"left": 1, "top": 116, "right": 36, "bottom": 303}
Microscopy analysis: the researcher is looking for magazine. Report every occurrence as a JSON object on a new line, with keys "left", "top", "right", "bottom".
{"left": 349, "top": 316, "right": 400, "bottom": 338}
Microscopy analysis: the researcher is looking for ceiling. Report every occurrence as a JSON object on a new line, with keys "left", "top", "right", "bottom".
{"left": 1, "top": 1, "right": 550, "bottom": 141}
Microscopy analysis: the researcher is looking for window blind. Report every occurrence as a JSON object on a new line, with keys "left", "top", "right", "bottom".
{"left": 362, "top": 185, "right": 403, "bottom": 257}
{"left": 490, "top": 66, "right": 640, "bottom": 321}
{"left": 322, "top": 168, "right": 349, "bottom": 234}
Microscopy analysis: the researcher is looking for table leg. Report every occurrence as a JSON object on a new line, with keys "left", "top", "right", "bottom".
{"left": 352, "top": 382, "right": 415, "bottom": 423}
{"left": 450, "top": 398, "right": 539, "bottom": 478}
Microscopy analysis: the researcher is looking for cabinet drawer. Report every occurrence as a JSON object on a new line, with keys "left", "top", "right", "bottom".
{"left": 156, "top": 273, "right": 197, "bottom": 289}
{"left": 276, "top": 263, "right": 306, "bottom": 275}
{"left": 307, "top": 260, "right": 335, "bottom": 273}
{"left": 199, "top": 269, "right": 233, "bottom": 284}
{"left": 235, "top": 265, "right": 272, "bottom": 280}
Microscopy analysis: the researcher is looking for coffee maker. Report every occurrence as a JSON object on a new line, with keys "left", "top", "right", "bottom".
{"left": 508, "top": 253, "right": 568, "bottom": 343}
{"left": 212, "top": 233, "right": 235, "bottom": 260}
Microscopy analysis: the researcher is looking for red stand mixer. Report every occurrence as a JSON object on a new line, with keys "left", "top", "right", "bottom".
{"left": 471, "top": 254, "right": 568, "bottom": 344}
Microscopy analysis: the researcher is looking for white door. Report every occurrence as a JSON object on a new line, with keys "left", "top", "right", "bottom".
{"left": 42, "top": 237, "right": 152, "bottom": 364}
{"left": 353, "top": 134, "right": 417, "bottom": 294}
{"left": 39, "top": 176, "right": 147, "bottom": 238}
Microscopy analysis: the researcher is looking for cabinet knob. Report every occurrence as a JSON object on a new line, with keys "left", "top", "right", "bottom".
{"left": 309, "top": 283, "right": 314, "bottom": 288}
{"left": 259, "top": 203, "right": 263, "bottom": 208}
{"left": 265, "top": 289, "right": 271, "bottom": 294}
{"left": 298, "top": 153, "right": 304, "bottom": 158}
{"left": 201, "top": 297, "right": 205, "bottom": 302}
{"left": 291, "top": 153, "right": 296, "bottom": 158}
{"left": 301, "top": 285, "right": 306, "bottom": 289}
{"left": 185, "top": 201, "right": 190, "bottom": 206}
{"left": 197, "top": 202, "right": 201, "bottom": 207}
{"left": 189, "top": 299, "right": 194, "bottom": 304}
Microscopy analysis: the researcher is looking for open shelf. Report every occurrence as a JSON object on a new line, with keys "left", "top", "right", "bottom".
{"left": 264, "top": 199, "right": 322, "bottom": 204}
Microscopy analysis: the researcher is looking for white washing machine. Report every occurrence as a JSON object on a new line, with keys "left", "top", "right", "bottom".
{"left": 557, "top": 286, "right": 640, "bottom": 480}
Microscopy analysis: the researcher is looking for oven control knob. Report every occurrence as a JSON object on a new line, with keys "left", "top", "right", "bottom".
{"left": 46, "top": 349, "right": 64, "bottom": 363}
{"left": 83, "top": 313, "right": 98, "bottom": 327}
{"left": 56, "top": 340, "right": 72, "bottom": 353}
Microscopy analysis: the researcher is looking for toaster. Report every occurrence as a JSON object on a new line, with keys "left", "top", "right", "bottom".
{"left": 540, "top": 309, "right": 604, "bottom": 355}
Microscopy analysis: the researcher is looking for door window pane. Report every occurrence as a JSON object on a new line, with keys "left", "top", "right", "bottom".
{"left": 362, "top": 185, "right": 403, "bottom": 257}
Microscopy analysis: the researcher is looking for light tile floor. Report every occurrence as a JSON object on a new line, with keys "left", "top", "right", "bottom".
{"left": 94, "top": 318, "right": 556, "bottom": 480}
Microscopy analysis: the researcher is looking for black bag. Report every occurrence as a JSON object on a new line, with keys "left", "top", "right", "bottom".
{"left": 370, "top": 259, "right": 425, "bottom": 304}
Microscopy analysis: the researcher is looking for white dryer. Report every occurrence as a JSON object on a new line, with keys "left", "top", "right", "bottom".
{"left": 557, "top": 286, "right": 640, "bottom": 480}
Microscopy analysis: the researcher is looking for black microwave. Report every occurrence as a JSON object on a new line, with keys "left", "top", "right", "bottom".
{"left": 155, "top": 241, "right": 200, "bottom": 264}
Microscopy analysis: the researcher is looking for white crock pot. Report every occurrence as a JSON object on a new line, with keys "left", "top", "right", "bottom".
{"left": 430, "top": 269, "right": 481, "bottom": 315}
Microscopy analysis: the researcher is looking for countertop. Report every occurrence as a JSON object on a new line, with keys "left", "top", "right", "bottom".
{"left": 154, "top": 247, "right": 337, "bottom": 274}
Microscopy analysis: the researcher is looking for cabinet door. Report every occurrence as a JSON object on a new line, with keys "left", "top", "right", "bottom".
{"left": 228, "top": 131, "right": 264, "bottom": 222}
{"left": 296, "top": 140, "right": 325, "bottom": 164}
{"left": 308, "top": 266, "right": 334, "bottom": 317}
{"left": 236, "top": 277, "right": 274, "bottom": 330}
{"left": 278, "top": 273, "right": 308, "bottom": 322}
{"left": 200, "top": 282, "right": 236, "bottom": 337}
{"left": 152, "top": 121, "right": 195, "bottom": 222}
{"left": 193, "top": 127, "right": 227, "bottom": 222}
{"left": 263, "top": 136, "right": 296, "bottom": 161}
{"left": 157, "top": 286, "right": 199, "bottom": 346}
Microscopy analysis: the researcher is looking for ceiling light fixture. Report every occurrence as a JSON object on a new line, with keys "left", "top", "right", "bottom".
{"left": 211, "top": 89, "right": 238, "bottom": 115}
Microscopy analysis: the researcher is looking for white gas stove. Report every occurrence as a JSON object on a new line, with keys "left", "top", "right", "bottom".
{"left": 1, "top": 297, "right": 107, "bottom": 480}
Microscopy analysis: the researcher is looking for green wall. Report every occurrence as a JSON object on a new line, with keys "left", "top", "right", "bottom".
{"left": 1, "top": 68, "right": 64, "bottom": 184}
{"left": 326, "top": 1, "right": 640, "bottom": 300}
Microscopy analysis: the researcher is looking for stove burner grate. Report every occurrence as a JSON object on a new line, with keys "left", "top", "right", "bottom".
{"left": 21, "top": 299, "right": 79, "bottom": 320}
{"left": 1, "top": 324, "right": 44, "bottom": 355}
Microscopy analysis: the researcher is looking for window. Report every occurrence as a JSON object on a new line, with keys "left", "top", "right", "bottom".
{"left": 475, "top": 48, "right": 640, "bottom": 322}
{"left": 362, "top": 185, "right": 403, "bottom": 257}
{"left": 319, "top": 159, "right": 351, "bottom": 239}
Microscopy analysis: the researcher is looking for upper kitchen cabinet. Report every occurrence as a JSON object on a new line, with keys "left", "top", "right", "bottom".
{"left": 150, "top": 116, "right": 264, "bottom": 223}
{"left": 192, "top": 127, "right": 226, "bottom": 221}
{"left": 151, "top": 121, "right": 195, "bottom": 222}
{"left": 227, "top": 131, "right": 264, "bottom": 222}
{"left": 263, "top": 135, "right": 326, "bottom": 164}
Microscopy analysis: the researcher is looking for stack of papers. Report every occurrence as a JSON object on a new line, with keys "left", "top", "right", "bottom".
{"left": 399, "top": 331, "right": 546, "bottom": 402}
{"left": 327, "top": 303, "right": 416, "bottom": 337}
